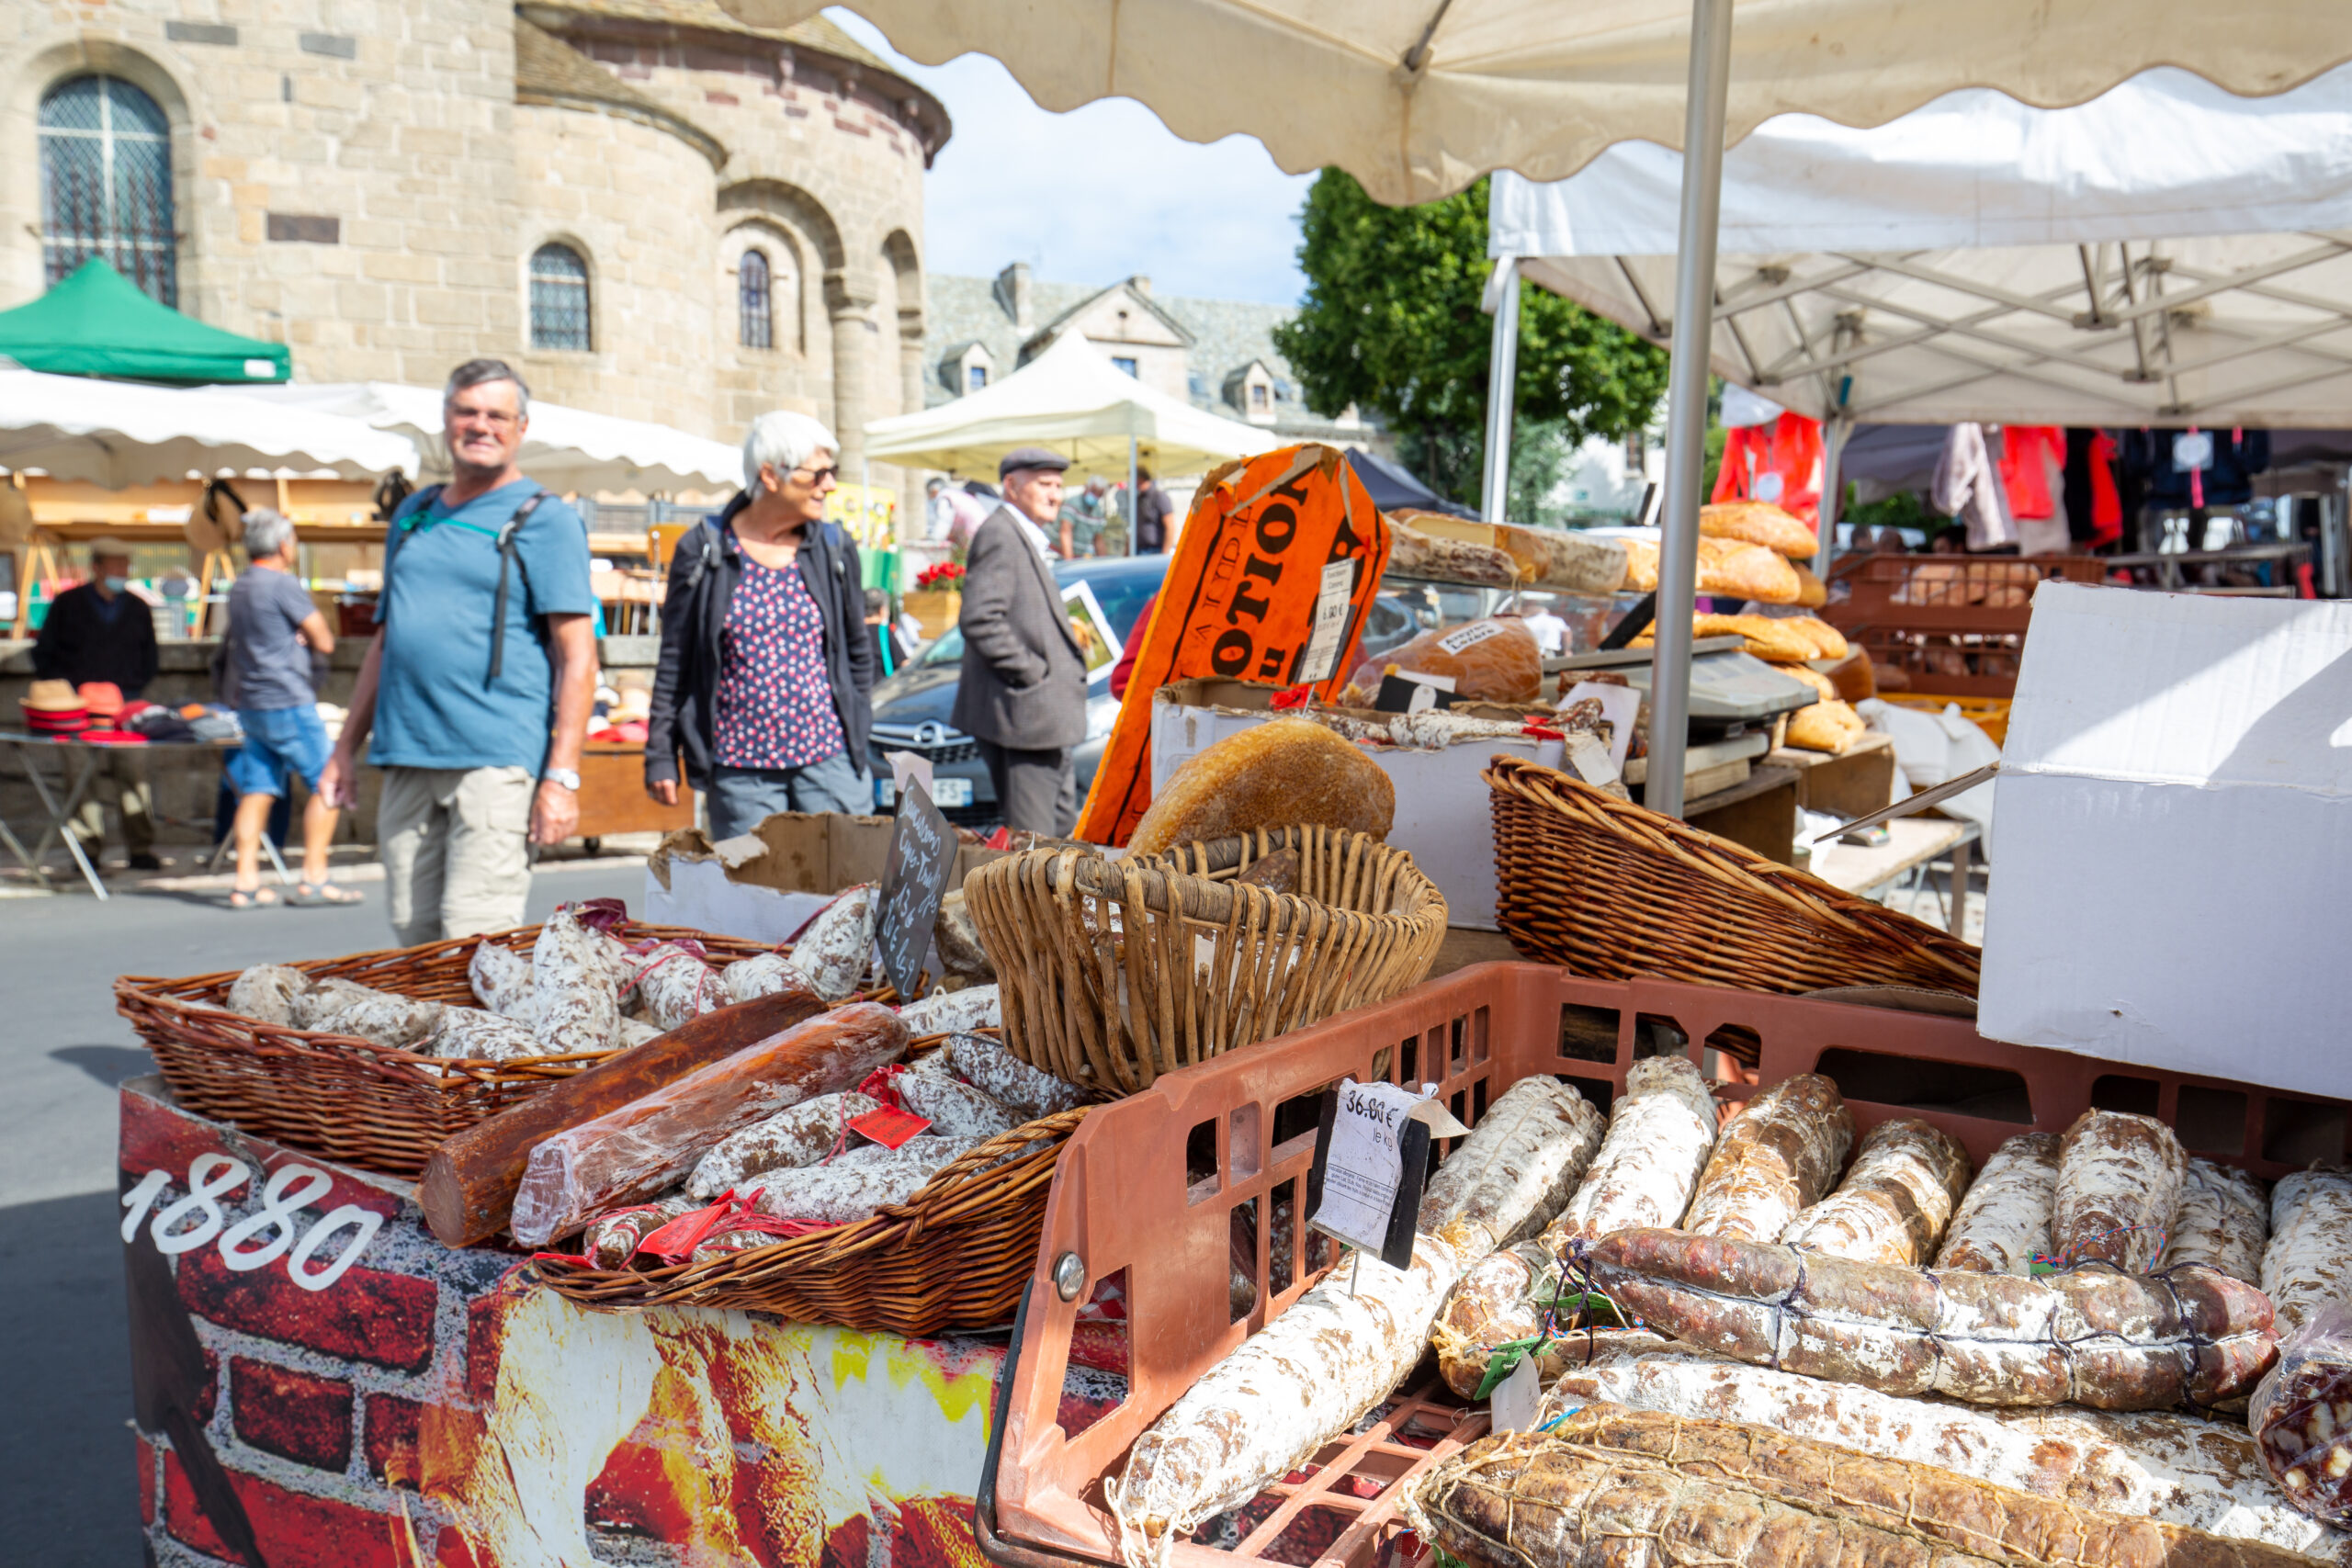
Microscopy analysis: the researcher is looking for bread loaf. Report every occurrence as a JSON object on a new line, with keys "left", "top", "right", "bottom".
{"left": 1345, "top": 615, "right": 1543, "bottom": 704}
{"left": 1702, "top": 501, "right": 1818, "bottom": 558}
{"left": 1385, "top": 518, "right": 1519, "bottom": 586}
{"left": 1784, "top": 698, "right": 1866, "bottom": 754}
{"left": 1126, "top": 718, "right": 1395, "bottom": 856}
{"left": 228, "top": 964, "right": 313, "bottom": 1026}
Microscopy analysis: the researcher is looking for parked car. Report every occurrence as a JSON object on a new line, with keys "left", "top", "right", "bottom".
{"left": 869, "top": 555, "right": 1433, "bottom": 829}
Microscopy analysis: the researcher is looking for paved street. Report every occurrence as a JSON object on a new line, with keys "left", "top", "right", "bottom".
{"left": 0, "top": 859, "right": 645, "bottom": 1567}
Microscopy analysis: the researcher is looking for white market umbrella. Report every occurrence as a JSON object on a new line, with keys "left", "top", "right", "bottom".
{"left": 0, "top": 367, "right": 418, "bottom": 484}
{"left": 862, "top": 330, "right": 1276, "bottom": 479}
{"left": 222, "top": 381, "right": 743, "bottom": 493}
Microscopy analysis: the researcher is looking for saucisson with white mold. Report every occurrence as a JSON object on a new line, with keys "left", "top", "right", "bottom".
{"left": 1405, "top": 1404, "right": 2335, "bottom": 1568}
{"left": 582, "top": 1191, "right": 695, "bottom": 1269}
{"left": 719, "top": 951, "right": 793, "bottom": 1007}
{"left": 295, "top": 976, "right": 445, "bottom": 1049}
{"left": 1540, "top": 1333, "right": 2352, "bottom": 1562}
{"left": 1935, "top": 1131, "right": 2060, "bottom": 1274}
{"left": 1584, "top": 1225, "right": 2276, "bottom": 1409}
{"left": 2251, "top": 1300, "right": 2352, "bottom": 1524}
{"left": 426, "top": 1007, "right": 544, "bottom": 1063}
{"left": 2054, "top": 1109, "right": 2185, "bottom": 1272}
{"left": 946, "top": 1031, "right": 1087, "bottom": 1119}
{"left": 896, "top": 984, "right": 1001, "bottom": 1035}
{"left": 531, "top": 904, "right": 621, "bottom": 1055}
{"left": 750, "top": 1134, "right": 976, "bottom": 1225}
{"left": 228, "top": 963, "right": 313, "bottom": 1026}
{"left": 894, "top": 1071, "right": 1022, "bottom": 1139}
{"left": 628, "top": 942, "right": 723, "bottom": 1031}
{"left": 692, "top": 1228, "right": 782, "bottom": 1264}
{"left": 2262, "top": 1170, "right": 2352, "bottom": 1338}
{"left": 1779, "top": 1116, "right": 1971, "bottom": 1265}
{"left": 2171, "top": 1156, "right": 2268, "bottom": 1286}
{"left": 1544, "top": 1054, "right": 1719, "bottom": 1243}
{"left": 418, "top": 985, "right": 827, "bottom": 1247}
{"left": 467, "top": 940, "right": 535, "bottom": 1021}
{"left": 614, "top": 1017, "right": 662, "bottom": 1048}
{"left": 685, "top": 1090, "right": 879, "bottom": 1199}
{"left": 509, "top": 1001, "right": 909, "bottom": 1247}
{"left": 1111, "top": 1074, "right": 1597, "bottom": 1566}
{"left": 784, "top": 884, "right": 876, "bottom": 1003}
{"left": 1681, "top": 1073, "right": 1851, "bottom": 1242}
{"left": 1431, "top": 1240, "right": 1555, "bottom": 1398}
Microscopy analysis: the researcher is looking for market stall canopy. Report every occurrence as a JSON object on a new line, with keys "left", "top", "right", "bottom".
{"left": 0, "top": 367, "right": 416, "bottom": 485}
{"left": 221, "top": 381, "right": 742, "bottom": 493}
{"left": 862, "top": 331, "right": 1276, "bottom": 479}
{"left": 1491, "top": 65, "right": 2352, "bottom": 426}
{"left": 0, "top": 260, "right": 290, "bottom": 385}
{"left": 1346, "top": 447, "right": 1478, "bottom": 519}
{"left": 717, "top": 0, "right": 2352, "bottom": 206}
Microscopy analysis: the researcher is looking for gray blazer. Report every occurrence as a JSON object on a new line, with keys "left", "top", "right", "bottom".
{"left": 950, "top": 505, "right": 1088, "bottom": 750}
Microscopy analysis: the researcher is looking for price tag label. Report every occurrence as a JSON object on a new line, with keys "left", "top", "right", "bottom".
{"left": 1490, "top": 1351, "right": 1544, "bottom": 1432}
{"left": 1297, "top": 559, "right": 1361, "bottom": 682}
{"left": 847, "top": 1105, "right": 930, "bottom": 1149}
{"left": 1304, "top": 1078, "right": 1450, "bottom": 1270}
{"left": 1436, "top": 619, "right": 1506, "bottom": 656}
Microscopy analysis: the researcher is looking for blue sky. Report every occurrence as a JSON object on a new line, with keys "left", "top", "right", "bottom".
{"left": 825, "top": 9, "right": 1314, "bottom": 306}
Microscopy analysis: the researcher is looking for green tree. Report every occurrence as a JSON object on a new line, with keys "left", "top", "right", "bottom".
{"left": 1274, "top": 169, "right": 1671, "bottom": 510}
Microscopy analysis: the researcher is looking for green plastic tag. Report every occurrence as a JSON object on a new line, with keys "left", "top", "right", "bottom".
{"left": 1474, "top": 1337, "right": 1543, "bottom": 1401}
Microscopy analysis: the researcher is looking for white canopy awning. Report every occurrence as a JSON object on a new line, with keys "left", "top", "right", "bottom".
{"left": 863, "top": 331, "right": 1277, "bottom": 479}
{"left": 0, "top": 368, "right": 418, "bottom": 485}
{"left": 1492, "top": 65, "right": 2352, "bottom": 426}
{"left": 721, "top": 0, "right": 2352, "bottom": 206}
{"left": 223, "top": 381, "right": 742, "bottom": 493}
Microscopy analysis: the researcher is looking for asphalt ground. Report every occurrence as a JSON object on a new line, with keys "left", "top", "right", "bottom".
{"left": 0, "top": 857, "right": 645, "bottom": 1567}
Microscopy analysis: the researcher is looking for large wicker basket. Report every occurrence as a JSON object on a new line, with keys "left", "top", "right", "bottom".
{"left": 1486, "top": 755, "right": 1980, "bottom": 996}
{"left": 116, "top": 921, "right": 779, "bottom": 1179}
{"left": 529, "top": 1105, "right": 1087, "bottom": 1333}
{"left": 964, "top": 825, "right": 1448, "bottom": 1096}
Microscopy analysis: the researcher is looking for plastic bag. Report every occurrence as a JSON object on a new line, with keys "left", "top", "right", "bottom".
{"left": 2252, "top": 1298, "right": 2352, "bottom": 1521}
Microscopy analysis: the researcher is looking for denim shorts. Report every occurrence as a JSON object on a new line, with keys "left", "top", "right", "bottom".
{"left": 225, "top": 705, "right": 332, "bottom": 798}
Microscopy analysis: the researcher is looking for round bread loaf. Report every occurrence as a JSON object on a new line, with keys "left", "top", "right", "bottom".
{"left": 1127, "top": 717, "right": 1394, "bottom": 855}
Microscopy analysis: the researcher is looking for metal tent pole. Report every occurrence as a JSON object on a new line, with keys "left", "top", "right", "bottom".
{"left": 1480, "top": 257, "right": 1522, "bottom": 522}
{"left": 1127, "top": 435, "right": 1139, "bottom": 557}
{"left": 1646, "top": 0, "right": 1736, "bottom": 819}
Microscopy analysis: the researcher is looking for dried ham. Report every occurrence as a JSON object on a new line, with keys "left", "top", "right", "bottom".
{"left": 1681, "top": 1074, "right": 1852, "bottom": 1242}
{"left": 1585, "top": 1226, "right": 2276, "bottom": 1410}
{"left": 508, "top": 1002, "right": 908, "bottom": 1246}
{"left": 2263, "top": 1170, "right": 2352, "bottom": 1338}
{"left": 227, "top": 963, "right": 312, "bottom": 1026}
{"left": 2251, "top": 1301, "right": 2352, "bottom": 1524}
{"left": 2170, "top": 1157, "right": 2269, "bottom": 1286}
{"left": 946, "top": 1031, "right": 1087, "bottom": 1119}
{"left": 685, "top": 1091, "right": 879, "bottom": 1199}
{"left": 1935, "top": 1131, "right": 2060, "bottom": 1274}
{"left": 530, "top": 903, "right": 621, "bottom": 1056}
{"left": 1779, "top": 1117, "right": 1971, "bottom": 1266}
{"left": 2053, "top": 1109, "right": 2185, "bottom": 1272}
{"left": 1540, "top": 1335, "right": 2352, "bottom": 1561}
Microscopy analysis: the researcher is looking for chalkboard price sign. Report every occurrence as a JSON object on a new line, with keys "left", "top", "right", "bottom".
{"left": 875, "top": 781, "right": 957, "bottom": 1002}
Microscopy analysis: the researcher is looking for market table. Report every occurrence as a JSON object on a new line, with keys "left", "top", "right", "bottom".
{"left": 1810, "top": 815, "right": 1982, "bottom": 936}
{"left": 0, "top": 729, "right": 251, "bottom": 899}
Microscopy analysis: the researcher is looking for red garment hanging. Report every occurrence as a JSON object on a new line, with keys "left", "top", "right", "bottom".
{"left": 2088, "top": 431, "right": 2123, "bottom": 546}
{"left": 1996, "top": 425, "right": 2064, "bottom": 518}
{"left": 1712, "top": 412, "right": 1824, "bottom": 527}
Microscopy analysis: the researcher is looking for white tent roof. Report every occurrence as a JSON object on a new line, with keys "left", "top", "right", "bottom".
{"left": 0, "top": 368, "right": 418, "bottom": 485}
{"left": 722, "top": 0, "right": 2352, "bottom": 206}
{"left": 1492, "top": 65, "right": 2352, "bottom": 426}
{"left": 863, "top": 331, "right": 1277, "bottom": 479}
{"left": 222, "top": 381, "right": 742, "bottom": 492}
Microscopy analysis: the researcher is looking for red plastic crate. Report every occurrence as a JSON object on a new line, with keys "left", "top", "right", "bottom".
{"left": 977, "top": 963, "right": 2347, "bottom": 1568}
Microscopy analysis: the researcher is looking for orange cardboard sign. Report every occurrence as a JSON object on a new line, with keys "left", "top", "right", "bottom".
{"left": 1076, "top": 445, "right": 1390, "bottom": 846}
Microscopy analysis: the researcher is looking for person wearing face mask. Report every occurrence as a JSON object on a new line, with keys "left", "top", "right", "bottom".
{"left": 33, "top": 536, "right": 160, "bottom": 869}
{"left": 644, "top": 410, "right": 876, "bottom": 840}
{"left": 953, "top": 446, "right": 1088, "bottom": 834}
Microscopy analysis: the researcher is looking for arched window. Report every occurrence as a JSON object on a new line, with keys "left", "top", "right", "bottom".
{"left": 739, "top": 249, "right": 773, "bottom": 349}
{"left": 39, "top": 76, "right": 175, "bottom": 305}
{"left": 529, "top": 243, "right": 592, "bottom": 351}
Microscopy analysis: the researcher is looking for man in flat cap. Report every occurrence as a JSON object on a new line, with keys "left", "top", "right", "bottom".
{"left": 951, "top": 446, "right": 1087, "bottom": 834}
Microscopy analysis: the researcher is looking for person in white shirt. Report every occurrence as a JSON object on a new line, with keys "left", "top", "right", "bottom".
{"left": 1520, "top": 595, "right": 1571, "bottom": 657}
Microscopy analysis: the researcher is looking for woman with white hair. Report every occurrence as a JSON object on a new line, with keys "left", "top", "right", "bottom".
{"left": 219, "top": 508, "right": 356, "bottom": 908}
{"left": 645, "top": 411, "right": 876, "bottom": 837}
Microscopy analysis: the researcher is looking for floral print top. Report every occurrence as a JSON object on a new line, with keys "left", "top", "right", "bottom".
{"left": 711, "top": 536, "right": 845, "bottom": 770}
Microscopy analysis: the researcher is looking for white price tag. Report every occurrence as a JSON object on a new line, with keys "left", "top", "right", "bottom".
{"left": 1436, "top": 619, "right": 1506, "bottom": 656}
{"left": 1309, "top": 1078, "right": 1424, "bottom": 1253}
{"left": 1297, "top": 559, "right": 1359, "bottom": 682}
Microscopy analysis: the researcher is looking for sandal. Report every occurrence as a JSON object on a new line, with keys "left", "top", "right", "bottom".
{"left": 289, "top": 882, "right": 364, "bottom": 908}
{"left": 226, "top": 886, "right": 279, "bottom": 910}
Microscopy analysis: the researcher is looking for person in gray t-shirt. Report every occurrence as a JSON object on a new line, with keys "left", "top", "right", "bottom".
{"left": 220, "top": 508, "right": 359, "bottom": 909}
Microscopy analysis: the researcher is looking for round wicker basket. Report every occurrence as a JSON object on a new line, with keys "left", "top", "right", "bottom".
{"left": 964, "top": 825, "right": 1447, "bottom": 1097}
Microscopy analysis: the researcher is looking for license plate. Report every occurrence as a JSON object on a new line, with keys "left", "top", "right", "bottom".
{"left": 932, "top": 777, "right": 974, "bottom": 807}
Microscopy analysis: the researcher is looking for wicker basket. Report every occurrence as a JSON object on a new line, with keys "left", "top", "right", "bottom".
{"left": 529, "top": 1106, "right": 1087, "bottom": 1333}
{"left": 964, "top": 825, "right": 1448, "bottom": 1096}
{"left": 116, "top": 921, "right": 782, "bottom": 1179}
{"left": 1486, "top": 755, "right": 1980, "bottom": 997}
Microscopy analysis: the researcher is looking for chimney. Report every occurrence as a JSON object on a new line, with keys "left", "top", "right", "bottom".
{"left": 1130, "top": 275, "right": 1151, "bottom": 298}
{"left": 997, "top": 262, "right": 1033, "bottom": 334}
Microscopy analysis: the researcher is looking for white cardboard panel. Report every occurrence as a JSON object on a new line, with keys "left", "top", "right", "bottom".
{"left": 1978, "top": 583, "right": 2352, "bottom": 1097}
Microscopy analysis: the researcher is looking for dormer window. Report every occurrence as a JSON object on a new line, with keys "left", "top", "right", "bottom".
{"left": 1250, "top": 383, "right": 1269, "bottom": 410}
{"left": 968, "top": 365, "right": 989, "bottom": 391}
{"left": 950, "top": 342, "right": 995, "bottom": 397}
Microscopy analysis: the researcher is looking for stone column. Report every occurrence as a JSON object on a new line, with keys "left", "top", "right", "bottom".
{"left": 825, "top": 271, "right": 876, "bottom": 481}
{"left": 899, "top": 303, "right": 926, "bottom": 541}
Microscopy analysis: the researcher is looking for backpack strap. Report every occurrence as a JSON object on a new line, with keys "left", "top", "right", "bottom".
{"left": 487, "top": 490, "right": 550, "bottom": 682}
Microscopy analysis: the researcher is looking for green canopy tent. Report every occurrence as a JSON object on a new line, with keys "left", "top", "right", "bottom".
{"left": 0, "top": 259, "right": 288, "bottom": 384}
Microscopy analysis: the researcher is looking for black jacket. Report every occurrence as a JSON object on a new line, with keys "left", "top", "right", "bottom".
{"left": 34, "top": 582, "right": 158, "bottom": 697}
{"left": 645, "top": 495, "right": 876, "bottom": 791}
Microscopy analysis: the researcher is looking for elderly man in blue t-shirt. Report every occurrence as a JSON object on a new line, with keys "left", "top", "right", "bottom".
{"left": 321, "top": 359, "right": 597, "bottom": 944}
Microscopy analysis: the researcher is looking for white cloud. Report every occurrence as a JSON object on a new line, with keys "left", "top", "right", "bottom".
{"left": 825, "top": 8, "right": 1312, "bottom": 305}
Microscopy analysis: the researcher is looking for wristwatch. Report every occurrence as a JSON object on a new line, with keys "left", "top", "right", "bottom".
{"left": 543, "top": 768, "right": 582, "bottom": 792}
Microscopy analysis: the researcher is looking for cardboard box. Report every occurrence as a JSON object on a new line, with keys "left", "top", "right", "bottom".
{"left": 1149, "top": 680, "right": 1565, "bottom": 930}
{"left": 645, "top": 812, "right": 1008, "bottom": 944}
{"left": 1979, "top": 583, "right": 2352, "bottom": 1098}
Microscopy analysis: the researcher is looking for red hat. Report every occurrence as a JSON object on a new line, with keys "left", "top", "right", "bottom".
{"left": 78, "top": 682, "right": 124, "bottom": 718}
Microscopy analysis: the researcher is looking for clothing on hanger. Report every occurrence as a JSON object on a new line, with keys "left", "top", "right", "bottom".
{"left": 1712, "top": 411, "right": 1825, "bottom": 527}
{"left": 1931, "top": 423, "right": 2018, "bottom": 551}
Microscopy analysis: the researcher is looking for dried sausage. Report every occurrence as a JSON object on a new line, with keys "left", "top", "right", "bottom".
{"left": 1936, "top": 1132, "right": 2060, "bottom": 1274}
{"left": 1682, "top": 1074, "right": 1853, "bottom": 1242}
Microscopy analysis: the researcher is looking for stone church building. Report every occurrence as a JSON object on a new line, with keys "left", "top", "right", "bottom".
{"left": 0, "top": 0, "right": 945, "bottom": 485}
